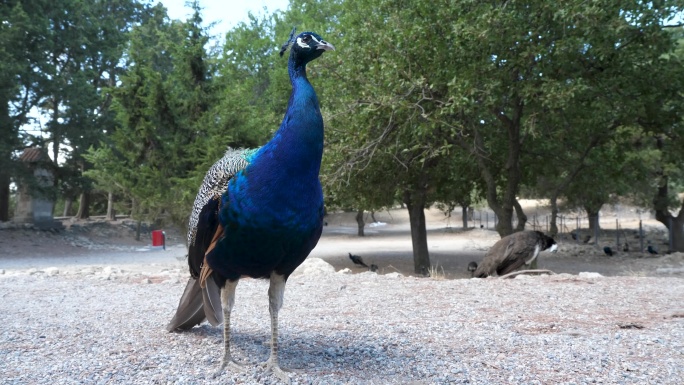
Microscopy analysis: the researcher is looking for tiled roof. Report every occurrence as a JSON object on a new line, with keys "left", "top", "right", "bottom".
{"left": 19, "top": 147, "right": 49, "bottom": 163}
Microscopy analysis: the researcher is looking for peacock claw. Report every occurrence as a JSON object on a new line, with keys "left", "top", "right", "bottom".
{"left": 263, "top": 359, "right": 293, "bottom": 384}
{"left": 213, "top": 359, "right": 244, "bottom": 378}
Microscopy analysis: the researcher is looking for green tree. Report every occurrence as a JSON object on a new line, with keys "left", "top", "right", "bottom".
{"left": 0, "top": 1, "right": 46, "bottom": 221}
{"left": 441, "top": 0, "right": 683, "bottom": 237}
{"left": 642, "top": 25, "right": 684, "bottom": 251}
{"left": 320, "top": 0, "right": 464, "bottom": 274}
{"left": 12, "top": 0, "right": 142, "bottom": 219}
{"left": 319, "top": 0, "right": 684, "bottom": 272}
{"left": 87, "top": 2, "right": 219, "bottom": 228}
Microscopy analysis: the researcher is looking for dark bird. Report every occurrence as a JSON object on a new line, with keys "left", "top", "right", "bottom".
{"left": 603, "top": 246, "right": 613, "bottom": 256}
{"left": 166, "top": 29, "right": 334, "bottom": 383}
{"left": 369, "top": 264, "right": 379, "bottom": 272}
{"left": 348, "top": 253, "right": 368, "bottom": 268}
{"left": 467, "top": 261, "right": 478, "bottom": 275}
{"left": 622, "top": 243, "right": 629, "bottom": 252}
{"left": 571, "top": 232, "right": 578, "bottom": 241}
{"left": 473, "top": 231, "right": 558, "bottom": 278}
{"left": 647, "top": 245, "right": 658, "bottom": 255}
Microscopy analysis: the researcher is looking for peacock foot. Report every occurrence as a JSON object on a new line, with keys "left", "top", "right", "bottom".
{"left": 263, "top": 358, "right": 293, "bottom": 384}
{"left": 212, "top": 358, "right": 245, "bottom": 378}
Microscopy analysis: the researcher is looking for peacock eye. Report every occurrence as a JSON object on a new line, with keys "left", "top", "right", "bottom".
{"left": 302, "top": 35, "right": 311, "bottom": 43}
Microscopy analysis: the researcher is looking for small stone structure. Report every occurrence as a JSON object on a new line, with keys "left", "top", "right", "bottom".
{"left": 13, "top": 147, "right": 61, "bottom": 229}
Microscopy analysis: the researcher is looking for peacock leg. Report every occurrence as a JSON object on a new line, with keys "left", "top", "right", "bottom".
{"left": 214, "top": 279, "right": 243, "bottom": 377}
{"left": 264, "top": 272, "right": 292, "bottom": 384}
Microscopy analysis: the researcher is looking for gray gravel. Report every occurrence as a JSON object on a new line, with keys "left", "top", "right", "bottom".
{"left": 1, "top": 260, "right": 683, "bottom": 385}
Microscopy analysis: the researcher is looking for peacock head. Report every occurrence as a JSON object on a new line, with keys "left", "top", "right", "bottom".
{"left": 279, "top": 28, "right": 334, "bottom": 65}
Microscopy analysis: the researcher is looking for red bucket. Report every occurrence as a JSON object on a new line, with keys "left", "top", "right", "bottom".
{"left": 152, "top": 230, "right": 166, "bottom": 249}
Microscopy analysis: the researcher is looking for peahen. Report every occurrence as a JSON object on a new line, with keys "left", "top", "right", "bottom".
{"left": 166, "top": 29, "right": 334, "bottom": 383}
{"left": 473, "top": 231, "right": 558, "bottom": 278}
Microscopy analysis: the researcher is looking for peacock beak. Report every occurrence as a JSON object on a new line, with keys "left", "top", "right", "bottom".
{"left": 316, "top": 41, "right": 335, "bottom": 51}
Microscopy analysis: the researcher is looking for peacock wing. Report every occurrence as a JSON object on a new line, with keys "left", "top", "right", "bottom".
{"left": 496, "top": 238, "right": 528, "bottom": 276}
{"left": 168, "top": 148, "right": 256, "bottom": 332}
{"left": 186, "top": 147, "right": 258, "bottom": 275}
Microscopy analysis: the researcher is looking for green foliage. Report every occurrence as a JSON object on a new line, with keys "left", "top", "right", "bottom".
{"left": 5, "top": 0, "right": 684, "bottom": 251}
{"left": 86, "top": 3, "right": 217, "bottom": 226}
{"left": 0, "top": 1, "right": 48, "bottom": 220}
{"left": 318, "top": 0, "right": 684, "bottom": 236}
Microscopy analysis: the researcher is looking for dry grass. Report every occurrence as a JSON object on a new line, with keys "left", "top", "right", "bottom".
{"left": 428, "top": 263, "right": 447, "bottom": 280}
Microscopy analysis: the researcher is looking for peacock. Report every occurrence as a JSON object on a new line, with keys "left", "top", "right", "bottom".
{"left": 473, "top": 230, "right": 558, "bottom": 278}
{"left": 166, "top": 29, "right": 334, "bottom": 383}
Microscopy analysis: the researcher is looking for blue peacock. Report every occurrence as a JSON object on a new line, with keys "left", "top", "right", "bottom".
{"left": 166, "top": 29, "right": 334, "bottom": 383}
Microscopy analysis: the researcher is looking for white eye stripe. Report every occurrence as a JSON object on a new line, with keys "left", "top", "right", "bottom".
{"left": 296, "top": 35, "right": 321, "bottom": 49}
{"left": 296, "top": 37, "right": 309, "bottom": 48}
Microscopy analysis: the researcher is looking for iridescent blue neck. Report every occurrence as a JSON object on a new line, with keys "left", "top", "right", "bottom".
{"left": 250, "top": 57, "right": 323, "bottom": 178}
{"left": 288, "top": 60, "right": 307, "bottom": 83}
{"left": 281, "top": 59, "right": 324, "bottom": 173}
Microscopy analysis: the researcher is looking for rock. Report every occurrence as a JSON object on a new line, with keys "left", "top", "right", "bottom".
{"left": 579, "top": 272, "right": 603, "bottom": 278}
{"left": 337, "top": 268, "right": 352, "bottom": 274}
{"left": 385, "top": 272, "right": 403, "bottom": 279}
{"left": 27, "top": 268, "right": 38, "bottom": 275}
{"left": 291, "top": 258, "right": 335, "bottom": 277}
{"left": 44, "top": 267, "right": 59, "bottom": 276}
{"left": 102, "top": 266, "right": 120, "bottom": 275}
{"left": 554, "top": 273, "right": 575, "bottom": 279}
{"left": 80, "top": 268, "right": 95, "bottom": 275}
{"left": 142, "top": 278, "right": 152, "bottom": 284}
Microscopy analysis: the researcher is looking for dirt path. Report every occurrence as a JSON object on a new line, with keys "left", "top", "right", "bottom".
{"left": 1, "top": 208, "right": 683, "bottom": 384}
{"left": 1, "top": 207, "right": 682, "bottom": 279}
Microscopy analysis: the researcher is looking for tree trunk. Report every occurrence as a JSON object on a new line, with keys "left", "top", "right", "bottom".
{"left": 106, "top": 191, "right": 115, "bottom": 220}
{"left": 76, "top": 191, "right": 90, "bottom": 219}
{"left": 546, "top": 137, "right": 601, "bottom": 237}
{"left": 461, "top": 204, "right": 468, "bottom": 229}
{"left": 403, "top": 189, "right": 431, "bottom": 276}
{"left": 63, "top": 197, "right": 73, "bottom": 217}
{"left": 513, "top": 199, "right": 527, "bottom": 232}
{"left": 466, "top": 105, "right": 523, "bottom": 238}
{"left": 355, "top": 209, "right": 365, "bottom": 237}
{"left": 494, "top": 208, "right": 514, "bottom": 236}
{"left": 370, "top": 210, "right": 377, "bottom": 223}
{"left": 549, "top": 195, "right": 559, "bottom": 237}
{"left": 52, "top": 98, "right": 60, "bottom": 165}
{"left": 0, "top": 173, "right": 9, "bottom": 221}
{"left": 585, "top": 205, "right": 601, "bottom": 232}
{"left": 669, "top": 216, "right": 684, "bottom": 252}
{"left": 653, "top": 175, "right": 684, "bottom": 252}
{"left": 135, "top": 220, "right": 141, "bottom": 241}
{"left": 0, "top": 98, "right": 13, "bottom": 222}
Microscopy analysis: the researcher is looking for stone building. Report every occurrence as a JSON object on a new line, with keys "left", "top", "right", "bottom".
{"left": 13, "top": 147, "right": 60, "bottom": 228}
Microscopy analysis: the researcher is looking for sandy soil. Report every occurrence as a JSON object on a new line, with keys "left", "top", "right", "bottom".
{"left": 1, "top": 205, "right": 682, "bottom": 279}
{"left": 1, "top": 206, "right": 683, "bottom": 384}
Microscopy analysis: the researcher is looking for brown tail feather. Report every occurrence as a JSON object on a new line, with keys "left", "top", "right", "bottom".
{"left": 199, "top": 222, "right": 225, "bottom": 288}
{"left": 168, "top": 220, "right": 225, "bottom": 331}
{"left": 166, "top": 278, "right": 206, "bottom": 331}
{"left": 202, "top": 276, "right": 224, "bottom": 326}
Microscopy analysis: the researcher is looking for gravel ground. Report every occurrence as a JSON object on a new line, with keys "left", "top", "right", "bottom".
{"left": 1, "top": 259, "right": 683, "bottom": 385}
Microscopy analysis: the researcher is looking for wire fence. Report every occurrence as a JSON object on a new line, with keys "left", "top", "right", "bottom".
{"left": 465, "top": 208, "right": 674, "bottom": 253}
